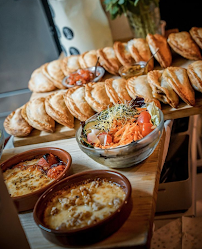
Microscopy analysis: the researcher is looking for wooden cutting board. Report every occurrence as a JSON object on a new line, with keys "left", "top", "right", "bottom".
{"left": 0, "top": 131, "right": 165, "bottom": 249}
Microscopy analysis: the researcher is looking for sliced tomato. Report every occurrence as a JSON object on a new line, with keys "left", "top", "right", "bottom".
{"left": 141, "top": 123, "right": 153, "bottom": 137}
{"left": 98, "top": 132, "right": 112, "bottom": 145}
{"left": 47, "top": 165, "right": 66, "bottom": 179}
{"left": 137, "top": 111, "right": 151, "bottom": 125}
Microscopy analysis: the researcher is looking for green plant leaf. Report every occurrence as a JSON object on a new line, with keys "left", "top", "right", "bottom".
{"left": 118, "top": 0, "right": 125, "bottom": 4}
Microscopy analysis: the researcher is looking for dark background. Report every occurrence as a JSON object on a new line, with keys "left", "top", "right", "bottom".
{"left": 159, "top": 0, "right": 202, "bottom": 31}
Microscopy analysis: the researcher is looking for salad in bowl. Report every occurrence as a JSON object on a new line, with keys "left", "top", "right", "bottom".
{"left": 76, "top": 101, "right": 164, "bottom": 168}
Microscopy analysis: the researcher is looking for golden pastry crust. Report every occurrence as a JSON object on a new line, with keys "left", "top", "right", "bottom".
{"left": 3, "top": 106, "right": 33, "bottom": 137}
{"left": 97, "top": 47, "right": 122, "bottom": 75}
{"left": 79, "top": 50, "right": 98, "bottom": 69}
{"left": 28, "top": 67, "right": 56, "bottom": 93}
{"left": 190, "top": 27, "right": 202, "bottom": 49}
{"left": 147, "top": 70, "right": 179, "bottom": 108}
{"left": 105, "top": 78, "right": 132, "bottom": 104}
{"left": 164, "top": 67, "right": 195, "bottom": 106}
{"left": 167, "top": 32, "right": 202, "bottom": 60}
{"left": 187, "top": 61, "right": 202, "bottom": 93}
{"left": 45, "top": 90, "right": 74, "bottom": 128}
{"left": 63, "top": 86, "right": 95, "bottom": 121}
{"left": 146, "top": 34, "right": 172, "bottom": 68}
{"left": 126, "top": 75, "right": 161, "bottom": 109}
{"left": 21, "top": 97, "right": 55, "bottom": 132}
{"left": 61, "top": 55, "right": 81, "bottom": 76}
{"left": 113, "top": 42, "right": 135, "bottom": 67}
{"left": 42, "top": 61, "right": 66, "bottom": 89}
{"left": 128, "top": 38, "right": 154, "bottom": 71}
{"left": 84, "top": 82, "right": 113, "bottom": 112}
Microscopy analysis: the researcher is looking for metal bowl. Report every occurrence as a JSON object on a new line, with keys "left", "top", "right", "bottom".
{"left": 76, "top": 108, "right": 164, "bottom": 168}
{"left": 62, "top": 66, "right": 105, "bottom": 88}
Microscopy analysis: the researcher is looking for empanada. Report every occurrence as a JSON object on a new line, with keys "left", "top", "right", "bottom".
{"left": 21, "top": 97, "right": 55, "bottom": 132}
{"left": 113, "top": 42, "right": 135, "bottom": 67}
{"left": 28, "top": 66, "right": 56, "bottom": 93}
{"left": 126, "top": 75, "right": 161, "bottom": 108}
{"left": 167, "top": 31, "right": 202, "bottom": 60}
{"left": 190, "top": 27, "right": 202, "bottom": 49}
{"left": 97, "top": 47, "right": 122, "bottom": 75}
{"left": 3, "top": 106, "right": 33, "bottom": 137}
{"left": 127, "top": 38, "right": 154, "bottom": 71}
{"left": 61, "top": 55, "right": 81, "bottom": 76}
{"left": 187, "top": 61, "right": 202, "bottom": 93}
{"left": 164, "top": 67, "right": 195, "bottom": 106}
{"left": 146, "top": 34, "right": 172, "bottom": 68}
{"left": 42, "top": 60, "right": 66, "bottom": 89}
{"left": 147, "top": 70, "right": 179, "bottom": 108}
{"left": 85, "top": 82, "right": 113, "bottom": 112}
{"left": 63, "top": 86, "right": 95, "bottom": 121}
{"left": 45, "top": 91, "right": 74, "bottom": 128}
{"left": 79, "top": 50, "right": 98, "bottom": 69}
{"left": 105, "top": 78, "right": 132, "bottom": 104}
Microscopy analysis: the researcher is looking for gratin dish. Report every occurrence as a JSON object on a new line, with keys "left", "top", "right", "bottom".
{"left": 76, "top": 108, "right": 164, "bottom": 168}
{"left": 62, "top": 66, "right": 105, "bottom": 88}
{"left": 0, "top": 147, "right": 72, "bottom": 212}
{"left": 33, "top": 170, "right": 132, "bottom": 246}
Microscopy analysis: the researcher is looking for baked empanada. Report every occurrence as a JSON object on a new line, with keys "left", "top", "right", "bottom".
{"left": 21, "top": 97, "right": 55, "bottom": 132}
{"left": 61, "top": 55, "right": 81, "bottom": 76}
{"left": 97, "top": 47, "right": 122, "bottom": 75}
{"left": 42, "top": 60, "right": 66, "bottom": 89}
{"left": 45, "top": 91, "right": 74, "bottom": 128}
{"left": 127, "top": 38, "right": 154, "bottom": 71}
{"left": 105, "top": 78, "right": 132, "bottom": 104}
{"left": 146, "top": 34, "right": 172, "bottom": 68}
{"left": 85, "top": 82, "right": 113, "bottom": 112}
{"left": 3, "top": 106, "right": 33, "bottom": 137}
{"left": 28, "top": 66, "right": 56, "bottom": 93}
{"left": 147, "top": 70, "right": 179, "bottom": 108}
{"left": 167, "top": 31, "right": 202, "bottom": 60}
{"left": 113, "top": 41, "right": 135, "bottom": 67}
{"left": 79, "top": 50, "right": 98, "bottom": 69}
{"left": 164, "top": 67, "right": 195, "bottom": 106}
{"left": 187, "top": 61, "right": 202, "bottom": 93}
{"left": 126, "top": 75, "right": 161, "bottom": 108}
{"left": 63, "top": 86, "right": 95, "bottom": 121}
{"left": 190, "top": 27, "right": 202, "bottom": 49}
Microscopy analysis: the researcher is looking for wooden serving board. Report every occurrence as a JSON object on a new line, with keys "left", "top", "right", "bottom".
{"left": 0, "top": 131, "right": 165, "bottom": 249}
{"left": 13, "top": 56, "right": 202, "bottom": 147}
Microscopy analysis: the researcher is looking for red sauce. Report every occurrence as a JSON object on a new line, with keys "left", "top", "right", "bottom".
{"left": 67, "top": 69, "right": 100, "bottom": 86}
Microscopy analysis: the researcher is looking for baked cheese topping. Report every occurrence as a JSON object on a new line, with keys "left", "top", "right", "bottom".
{"left": 3, "top": 158, "right": 54, "bottom": 197}
{"left": 43, "top": 179, "right": 125, "bottom": 230}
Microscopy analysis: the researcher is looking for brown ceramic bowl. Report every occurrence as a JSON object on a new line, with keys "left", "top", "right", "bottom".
{"left": 33, "top": 170, "right": 132, "bottom": 247}
{"left": 0, "top": 147, "right": 72, "bottom": 212}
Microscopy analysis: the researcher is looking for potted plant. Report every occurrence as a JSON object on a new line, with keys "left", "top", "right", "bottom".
{"left": 103, "top": 0, "right": 161, "bottom": 38}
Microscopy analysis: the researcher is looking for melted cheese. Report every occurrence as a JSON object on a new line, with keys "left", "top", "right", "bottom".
{"left": 3, "top": 158, "right": 54, "bottom": 197}
{"left": 43, "top": 179, "right": 125, "bottom": 230}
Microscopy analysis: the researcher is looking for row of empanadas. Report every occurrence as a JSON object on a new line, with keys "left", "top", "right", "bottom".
{"left": 5, "top": 61, "right": 202, "bottom": 137}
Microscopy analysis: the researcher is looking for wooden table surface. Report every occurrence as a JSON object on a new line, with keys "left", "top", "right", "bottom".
{"left": 1, "top": 131, "right": 165, "bottom": 249}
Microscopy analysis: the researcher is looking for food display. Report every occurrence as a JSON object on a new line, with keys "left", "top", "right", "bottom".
{"left": 4, "top": 26, "right": 202, "bottom": 139}
{"left": 80, "top": 102, "right": 160, "bottom": 149}
{"left": 3, "top": 153, "right": 66, "bottom": 197}
{"left": 43, "top": 178, "right": 126, "bottom": 231}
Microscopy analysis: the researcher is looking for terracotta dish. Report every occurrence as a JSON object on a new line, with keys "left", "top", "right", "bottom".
{"left": 33, "top": 170, "right": 132, "bottom": 246}
{"left": 0, "top": 147, "right": 72, "bottom": 212}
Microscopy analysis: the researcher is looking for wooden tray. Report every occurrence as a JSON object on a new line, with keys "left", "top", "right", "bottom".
{"left": 0, "top": 131, "right": 165, "bottom": 249}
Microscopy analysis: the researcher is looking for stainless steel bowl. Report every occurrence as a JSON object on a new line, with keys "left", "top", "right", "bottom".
{"left": 62, "top": 66, "right": 105, "bottom": 88}
{"left": 76, "top": 109, "right": 164, "bottom": 168}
